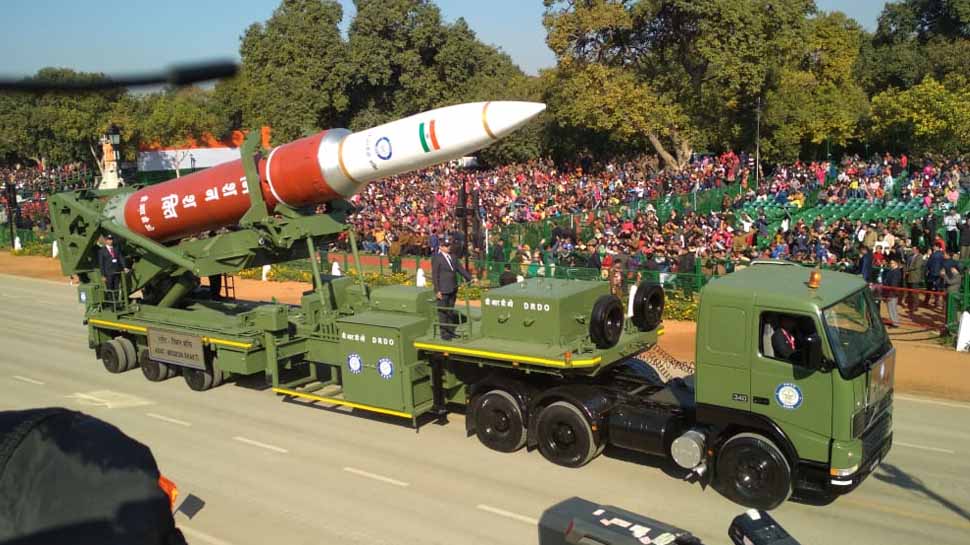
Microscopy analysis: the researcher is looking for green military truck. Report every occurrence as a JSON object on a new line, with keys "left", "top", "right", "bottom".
{"left": 48, "top": 137, "right": 892, "bottom": 511}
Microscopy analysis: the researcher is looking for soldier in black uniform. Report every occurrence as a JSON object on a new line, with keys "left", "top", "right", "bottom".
{"left": 97, "top": 235, "right": 128, "bottom": 293}
{"left": 499, "top": 264, "right": 517, "bottom": 286}
{"left": 431, "top": 238, "right": 472, "bottom": 340}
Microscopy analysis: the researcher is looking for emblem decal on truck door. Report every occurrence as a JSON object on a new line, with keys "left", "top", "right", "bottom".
{"left": 775, "top": 383, "right": 803, "bottom": 410}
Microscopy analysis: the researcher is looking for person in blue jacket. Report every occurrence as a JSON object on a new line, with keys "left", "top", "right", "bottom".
{"left": 857, "top": 244, "right": 874, "bottom": 283}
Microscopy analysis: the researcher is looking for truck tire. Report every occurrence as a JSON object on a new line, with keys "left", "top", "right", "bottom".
{"left": 183, "top": 367, "right": 214, "bottom": 392}
{"left": 140, "top": 350, "right": 175, "bottom": 382}
{"left": 100, "top": 340, "right": 127, "bottom": 374}
{"left": 536, "top": 401, "right": 600, "bottom": 468}
{"left": 115, "top": 337, "right": 138, "bottom": 371}
{"left": 210, "top": 365, "right": 226, "bottom": 388}
{"left": 631, "top": 283, "right": 664, "bottom": 332}
{"left": 589, "top": 295, "right": 624, "bottom": 349}
{"left": 473, "top": 390, "right": 527, "bottom": 452}
{"left": 714, "top": 432, "right": 792, "bottom": 510}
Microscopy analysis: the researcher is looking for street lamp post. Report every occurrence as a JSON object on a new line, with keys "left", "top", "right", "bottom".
{"left": 4, "top": 179, "right": 16, "bottom": 248}
{"left": 755, "top": 96, "right": 762, "bottom": 187}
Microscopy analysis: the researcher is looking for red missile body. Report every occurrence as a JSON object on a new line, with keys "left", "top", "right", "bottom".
{"left": 109, "top": 101, "right": 546, "bottom": 242}
{"left": 122, "top": 131, "right": 334, "bottom": 241}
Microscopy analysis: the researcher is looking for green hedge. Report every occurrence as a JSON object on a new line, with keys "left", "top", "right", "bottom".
{"left": 664, "top": 292, "right": 699, "bottom": 321}
{"left": 11, "top": 240, "right": 53, "bottom": 257}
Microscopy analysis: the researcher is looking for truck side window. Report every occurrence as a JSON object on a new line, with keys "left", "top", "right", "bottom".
{"left": 760, "top": 312, "right": 817, "bottom": 366}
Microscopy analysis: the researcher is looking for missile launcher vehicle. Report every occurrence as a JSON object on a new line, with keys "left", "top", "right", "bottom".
{"left": 48, "top": 109, "right": 893, "bottom": 511}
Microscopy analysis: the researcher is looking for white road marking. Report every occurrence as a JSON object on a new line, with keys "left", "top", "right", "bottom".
{"left": 11, "top": 375, "right": 45, "bottom": 385}
{"left": 895, "top": 394, "right": 970, "bottom": 410}
{"left": 146, "top": 412, "right": 192, "bottom": 427}
{"left": 67, "top": 390, "right": 153, "bottom": 409}
{"left": 894, "top": 441, "right": 956, "bottom": 454}
{"left": 179, "top": 525, "right": 236, "bottom": 545}
{"left": 233, "top": 436, "right": 288, "bottom": 453}
{"left": 342, "top": 466, "right": 410, "bottom": 487}
{"left": 476, "top": 504, "right": 539, "bottom": 525}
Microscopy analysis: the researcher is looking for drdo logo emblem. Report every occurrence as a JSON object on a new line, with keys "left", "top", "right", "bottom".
{"left": 375, "top": 137, "right": 392, "bottom": 160}
{"left": 377, "top": 357, "right": 394, "bottom": 380}
{"left": 347, "top": 353, "right": 363, "bottom": 375}
{"left": 775, "top": 383, "right": 803, "bottom": 410}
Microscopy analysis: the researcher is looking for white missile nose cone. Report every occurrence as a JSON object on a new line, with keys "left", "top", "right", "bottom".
{"left": 484, "top": 101, "right": 546, "bottom": 140}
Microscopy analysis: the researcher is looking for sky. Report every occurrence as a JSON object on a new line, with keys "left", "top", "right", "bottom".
{"left": 0, "top": 0, "right": 887, "bottom": 79}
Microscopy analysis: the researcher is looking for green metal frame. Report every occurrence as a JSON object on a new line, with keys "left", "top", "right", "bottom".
{"left": 49, "top": 129, "right": 366, "bottom": 310}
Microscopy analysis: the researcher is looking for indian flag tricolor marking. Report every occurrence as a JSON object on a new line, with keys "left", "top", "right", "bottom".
{"left": 418, "top": 120, "right": 440, "bottom": 153}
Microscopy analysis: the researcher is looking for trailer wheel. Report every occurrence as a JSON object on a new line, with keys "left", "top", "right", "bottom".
{"left": 210, "top": 365, "right": 226, "bottom": 388}
{"left": 589, "top": 295, "right": 624, "bottom": 349}
{"left": 100, "top": 340, "right": 127, "bottom": 374}
{"left": 631, "top": 283, "right": 664, "bottom": 332}
{"left": 183, "top": 367, "right": 214, "bottom": 392}
{"left": 115, "top": 337, "right": 138, "bottom": 371}
{"left": 140, "top": 351, "right": 175, "bottom": 382}
{"left": 473, "top": 390, "right": 527, "bottom": 452}
{"left": 714, "top": 433, "right": 792, "bottom": 510}
{"left": 536, "top": 401, "right": 600, "bottom": 468}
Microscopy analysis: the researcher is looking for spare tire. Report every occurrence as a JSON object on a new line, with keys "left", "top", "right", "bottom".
{"left": 590, "top": 294, "right": 624, "bottom": 349}
{"left": 631, "top": 282, "right": 665, "bottom": 332}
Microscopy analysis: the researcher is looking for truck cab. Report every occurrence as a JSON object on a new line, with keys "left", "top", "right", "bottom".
{"left": 694, "top": 262, "right": 894, "bottom": 507}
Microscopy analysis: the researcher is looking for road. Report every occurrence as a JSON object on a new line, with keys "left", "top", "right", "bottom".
{"left": 1, "top": 273, "right": 969, "bottom": 545}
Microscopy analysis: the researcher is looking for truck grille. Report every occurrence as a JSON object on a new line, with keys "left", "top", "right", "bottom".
{"left": 854, "top": 391, "right": 894, "bottom": 438}
{"left": 862, "top": 411, "right": 891, "bottom": 461}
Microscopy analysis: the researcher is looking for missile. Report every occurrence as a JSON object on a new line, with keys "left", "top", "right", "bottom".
{"left": 106, "top": 101, "right": 545, "bottom": 242}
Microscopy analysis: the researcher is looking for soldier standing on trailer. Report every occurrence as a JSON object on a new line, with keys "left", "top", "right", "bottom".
{"left": 432, "top": 237, "right": 471, "bottom": 340}
{"left": 98, "top": 234, "right": 128, "bottom": 292}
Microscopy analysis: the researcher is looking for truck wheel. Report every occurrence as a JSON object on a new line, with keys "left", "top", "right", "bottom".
{"left": 631, "top": 283, "right": 664, "bottom": 332}
{"left": 100, "top": 340, "right": 127, "bottom": 374}
{"left": 115, "top": 337, "right": 138, "bottom": 371}
{"left": 140, "top": 351, "right": 175, "bottom": 382}
{"left": 714, "top": 433, "right": 792, "bottom": 510}
{"left": 210, "top": 365, "right": 226, "bottom": 388}
{"left": 589, "top": 295, "right": 624, "bottom": 349}
{"left": 536, "top": 401, "right": 600, "bottom": 468}
{"left": 473, "top": 390, "right": 527, "bottom": 452}
{"left": 183, "top": 367, "right": 214, "bottom": 391}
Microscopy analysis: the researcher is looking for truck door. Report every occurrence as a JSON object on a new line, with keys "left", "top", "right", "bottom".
{"left": 751, "top": 310, "right": 832, "bottom": 462}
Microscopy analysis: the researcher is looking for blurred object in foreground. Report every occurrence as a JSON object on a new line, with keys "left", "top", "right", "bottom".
{"left": 0, "top": 408, "right": 185, "bottom": 545}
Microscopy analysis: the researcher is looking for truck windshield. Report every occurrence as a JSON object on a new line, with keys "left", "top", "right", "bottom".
{"left": 821, "top": 288, "right": 890, "bottom": 378}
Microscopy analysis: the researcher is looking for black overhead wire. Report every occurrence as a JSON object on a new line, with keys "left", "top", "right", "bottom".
{"left": 0, "top": 60, "right": 239, "bottom": 92}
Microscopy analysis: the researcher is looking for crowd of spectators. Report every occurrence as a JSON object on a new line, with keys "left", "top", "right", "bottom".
{"left": 345, "top": 151, "right": 753, "bottom": 257}
{"left": 341, "top": 150, "right": 970, "bottom": 314}
{"left": 6, "top": 150, "right": 970, "bottom": 311}
{"left": 1, "top": 163, "right": 91, "bottom": 230}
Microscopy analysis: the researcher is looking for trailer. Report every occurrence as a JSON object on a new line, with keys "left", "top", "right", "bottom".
{"left": 48, "top": 134, "right": 893, "bottom": 510}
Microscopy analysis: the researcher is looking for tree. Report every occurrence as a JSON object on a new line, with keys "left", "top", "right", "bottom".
{"left": 239, "top": 0, "right": 350, "bottom": 144}
{"left": 0, "top": 68, "right": 122, "bottom": 167}
{"left": 859, "top": 0, "right": 970, "bottom": 94}
{"left": 869, "top": 75, "right": 970, "bottom": 155}
{"left": 0, "top": 91, "right": 34, "bottom": 163}
{"left": 347, "top": 0, "right": 449, "bottom": 129}
{"left": 762, "top": 11, "right": 870, "bottom": 161}
{"left": 543, "top": 63, "right": 691, "bottom": 167}
{"left": 541, "top": 0, "right": 817, "bottom": 168}
{"left": 210, "top": 75, "right": 246, "bottom": 139}
{"left": 347, "top": 0, "right": 541, "bottom": 162}
{"left": 136, "top": 89, "right": 219, "bottom": 177}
